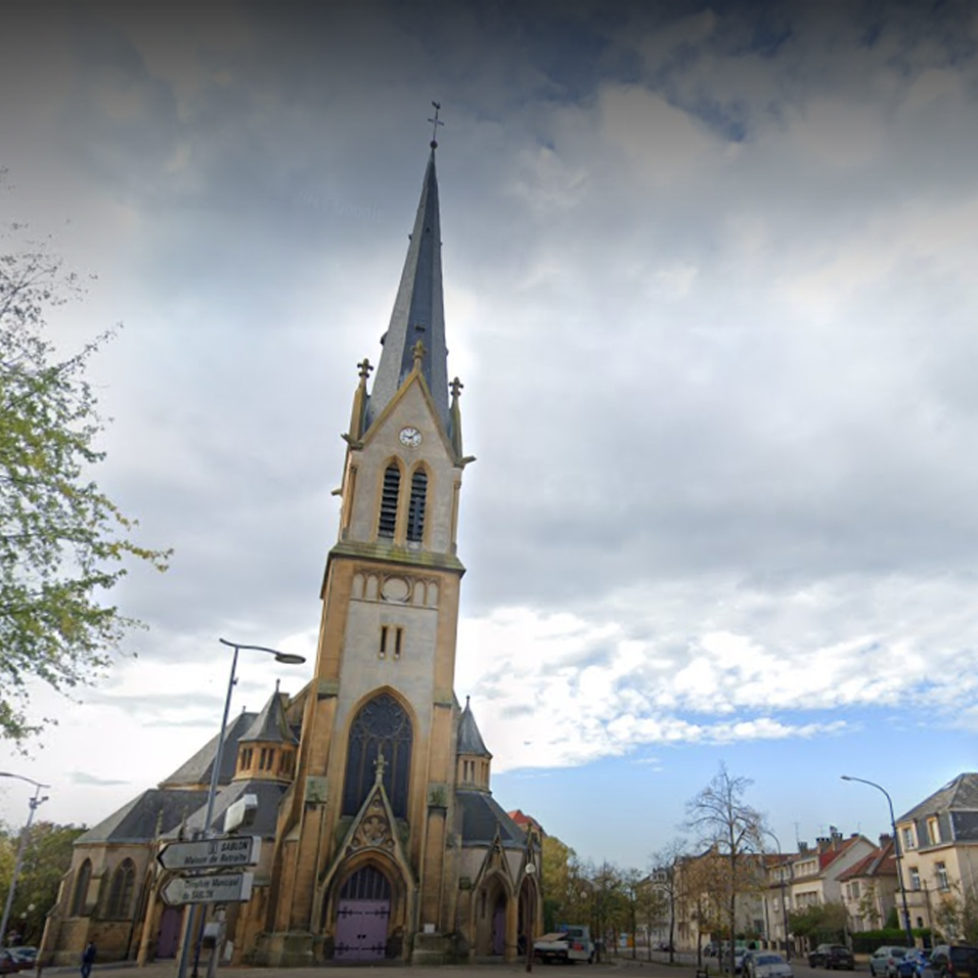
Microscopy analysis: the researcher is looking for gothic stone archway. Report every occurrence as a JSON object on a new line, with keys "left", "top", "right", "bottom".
{"left": 473, "top": 874, "right": 509, "bottom": 957}
{"left": 333, "top": 864, "right": 392, "bottom": 961}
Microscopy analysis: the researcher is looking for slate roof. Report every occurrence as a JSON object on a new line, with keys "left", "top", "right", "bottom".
{"left": 457, "top": 697, "right": 491, "bottom": 757}
{"left": 76, "top": 788, "right": 207, "bottom": 845}
{"left": 162, "top": 779, "right": 288, "bottom": 839}
{"left": 897, "top": 773, "right": 978, "bottom": 823}
{"left": 457, "top": 789, "right": 526, "bottom": 848}
{"left": 159, "top": 710, "right": 257, "bottom": 789}
{"left": 366, "top": 148, "right": 450, "bottom": 435}
{"left": 239, "top": 690, "right": 296, "bottom": 745}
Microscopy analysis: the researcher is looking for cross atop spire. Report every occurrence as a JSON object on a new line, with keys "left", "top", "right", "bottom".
{"left": 428, "top": 101, "right": 444, "bottom": 149}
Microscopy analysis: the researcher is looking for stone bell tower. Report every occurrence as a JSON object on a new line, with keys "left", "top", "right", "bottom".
{"left": 261, "top": 133, "right": 486, "bottom": 964}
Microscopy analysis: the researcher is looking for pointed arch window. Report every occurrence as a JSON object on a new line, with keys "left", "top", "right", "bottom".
{"left": 106, "top": 858, "right": 136, "bottom": 918}
{"left": 341, "top": 693, "right": 412, "bottom": 819}
{"left": 340, "top": 865, "right": 391, "bottom": 901}
{"left": 378, "top": 464, "right": 400, "bottom": 538}
{"left": 71, "top": 859, "right": 92, "bottom": 917}
{"left": 407, "top": 469, "right": 427, "bottom": 542}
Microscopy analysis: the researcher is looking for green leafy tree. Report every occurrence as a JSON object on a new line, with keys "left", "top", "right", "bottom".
{"left": 686, "top": 764, "right": 766, "bottom": 975}
{"left": 0, "top": 819, "right": 85, "bottom": 942}
{"left": 788, "top": 901, "right": 848, "bottom": 946}
{"left": 0, "top": 242, "right": 169, "bottom": 744}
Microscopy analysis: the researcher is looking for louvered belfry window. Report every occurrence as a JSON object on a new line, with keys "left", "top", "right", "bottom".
{"left": 341, "top": 693, "right": 412, "bottom": 818}
{"left": 378, "top": 464, "right": 400, "bottom": 538}
{"left": 406, "top": 469, "right": 427, "bottom": 542}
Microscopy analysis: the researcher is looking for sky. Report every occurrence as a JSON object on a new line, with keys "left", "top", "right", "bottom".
{"left": 1, "top": 0, "right": 978, "bottom": 871}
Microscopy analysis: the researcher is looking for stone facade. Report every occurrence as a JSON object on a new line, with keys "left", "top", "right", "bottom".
{"left": 40, "top": 145, "right": 540, "bottom": 968}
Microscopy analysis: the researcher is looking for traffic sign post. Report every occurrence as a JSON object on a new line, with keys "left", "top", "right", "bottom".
{"left": 157, "top": 836, "right": 261, "bottom": 872}
{"left": 161, "top": 872, "right": 254, "bottom": 907}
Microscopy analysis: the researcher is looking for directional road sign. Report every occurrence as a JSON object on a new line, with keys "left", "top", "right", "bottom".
{"left": 161, "top": 871, "right": 254, "bottom": 906}
{"left": 157, "top": 835, "right": 261, "bottom": 871}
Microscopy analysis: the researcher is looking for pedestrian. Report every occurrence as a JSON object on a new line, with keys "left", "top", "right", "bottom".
{"left": 80, "top": 941, "right": 96, "bottom": 978}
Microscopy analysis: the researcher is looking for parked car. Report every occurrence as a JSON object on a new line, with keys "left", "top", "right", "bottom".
{"left": 905, "top": 949, "right": 931, "bottom": 978}
{"left": 753, "top": 953, "right": 794, "bottom": 978}
{"left": 0, "top": 952, "right": 18, "bottom": 976}
{"left": 705, "top": 942, "right": 720, "bottom": 957}
{"left": 810, "top": 944, "right": 855, "bottom": 970}
{"left": 7, "top": 948, "right": 36, "bottom": 972}
{"left": 921, "top": 945, "right": 978, "bottom": 978}
{"left": 871, "top": 947, "right": 910, "bottom": 978}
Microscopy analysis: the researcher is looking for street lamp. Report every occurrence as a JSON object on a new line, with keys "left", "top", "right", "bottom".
{"left": 841, "top": 775, "right": 914, "bottom": 948}
{"left": 0, "top": 774, "right": 50, "bottom": 946}
{"left": 761, "top": 827, "right": 791, "bottom": 961}
{"left": 525, "top": 850, "right": 536, "bottom": 973}
{"left": 176, "top": 638, "right": 305, "bottom": 978}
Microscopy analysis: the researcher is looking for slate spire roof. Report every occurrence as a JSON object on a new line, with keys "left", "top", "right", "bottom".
{"left": 239, "top": 688, "right": 296, "bottom": 744}
{"left": 457, "top": 695, "right": 491, "bottom": 757}
{"left": 367, "top": 146, "right": 450, "bottom": 435}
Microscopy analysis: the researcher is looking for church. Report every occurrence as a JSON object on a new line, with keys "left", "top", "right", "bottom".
{"left": 40, "top": 135, "right": 541, "bottom": 966}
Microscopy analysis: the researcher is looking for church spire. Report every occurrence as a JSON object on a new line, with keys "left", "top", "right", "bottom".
{"left": 366, "top": 133, "right": 450, "bottom": 434}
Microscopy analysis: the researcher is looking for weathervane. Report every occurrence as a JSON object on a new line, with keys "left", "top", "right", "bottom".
{"left": 428, "top": 101, "right": 444, "bottom": 148}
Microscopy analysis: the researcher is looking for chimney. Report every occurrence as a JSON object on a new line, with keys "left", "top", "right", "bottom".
{"left": 816, "top": 837, "right": 830, "bottom": 852}
{"left": 879, "top": 833, "right": 892, "bottom": 847}
{"left": 798, "top": 841, "right": 809, "bottom": 853}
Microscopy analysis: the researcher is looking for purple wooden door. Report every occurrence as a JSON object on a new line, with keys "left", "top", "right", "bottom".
{"left": 334, "top": 899, "right": 390, "bottom": 960}
{"left": 492, "top": 903, "right": 505, "bottom": 955}
{"left": 157, "top": 906, "right": 181, "bottom": 958}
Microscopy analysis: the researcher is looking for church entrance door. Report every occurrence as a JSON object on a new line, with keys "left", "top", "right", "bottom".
{"left": 156, "top": 906, "right": 181, "bottom": 958}
{"left": 333, "top": 865, "right": 392, "bottom": 961}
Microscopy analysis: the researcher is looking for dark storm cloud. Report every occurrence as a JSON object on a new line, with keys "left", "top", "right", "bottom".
{"left": 3, "top": 0, "right": 978, "bottom": 835}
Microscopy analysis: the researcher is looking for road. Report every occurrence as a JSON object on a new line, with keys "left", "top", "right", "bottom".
{"left": 35, "top": 950, "right": 864, "bottom": 978}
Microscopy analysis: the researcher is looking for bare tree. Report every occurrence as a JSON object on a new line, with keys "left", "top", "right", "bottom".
{"left": 686, "top": 764, "right": 766, "bottom": 976}
{"left": 650, "top": 839, "right": 687, "bottom": 964}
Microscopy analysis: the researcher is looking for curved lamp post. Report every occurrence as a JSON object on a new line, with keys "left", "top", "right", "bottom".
{"left": 761, "top": 827, "right": 791, "bottom": 961}
{"left": 525, "top": 847, "right": 536, "bottom": 973}
{"left": 176, "top": 638, "right": 306, "bottom": 978}
{"left": 0, "top": 773, "right": 50, "bottom": 946}
{"left": 841, "top": 775, "right": 914, "bottom": 947}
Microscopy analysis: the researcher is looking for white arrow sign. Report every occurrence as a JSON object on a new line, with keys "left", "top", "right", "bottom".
{"left": 161, "top": 871, "right": 254, "bottom": 906}
{"left": 157, "top": 835, "right": 261, "bottom": 871}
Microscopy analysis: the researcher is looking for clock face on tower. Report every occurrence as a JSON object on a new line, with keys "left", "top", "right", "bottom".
{"left": 398, "top": 426, "right": 422, "bottom": 448}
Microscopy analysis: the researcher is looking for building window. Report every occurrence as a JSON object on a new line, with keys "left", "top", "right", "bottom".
{"left": 407, "top": 469, "right": 427, "bottom": 542}
{"left": 909, "top": 867, "right": 920, "bottom": 891}
{"left": 380, "top": 625, "right": 403, "bottom": 659}
{"left": 378, "top": 464, "right": 400, "bottom": 538}
{"left": 902, "top": 825, "right": 917, "bottom": 851}
{"left": 341, "top": 692, "right": 412, "bottom": 818}
{"left": 71, "top": 859, "right": 92, "bottom": 917}
{"left": 850, "top": 881, "right": 861, "bottom": 898}
{"left": 927, "top": 817, "right": 941, "bottom": 845}
{"left": 936, "top": 862, "right": 949, "bottom": 891}
{"left": 106, "top": 859, "right": 136, "bottom": 919}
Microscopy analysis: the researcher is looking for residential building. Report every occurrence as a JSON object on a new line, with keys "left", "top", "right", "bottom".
{"left": 895, "top": 772, "right": 978, "bottom": 937}
{"left": 838, "top": 836, "right": 899, "bottom": 932}
{"left": 759, "top": 829, "right": 875, "bottom": 954}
